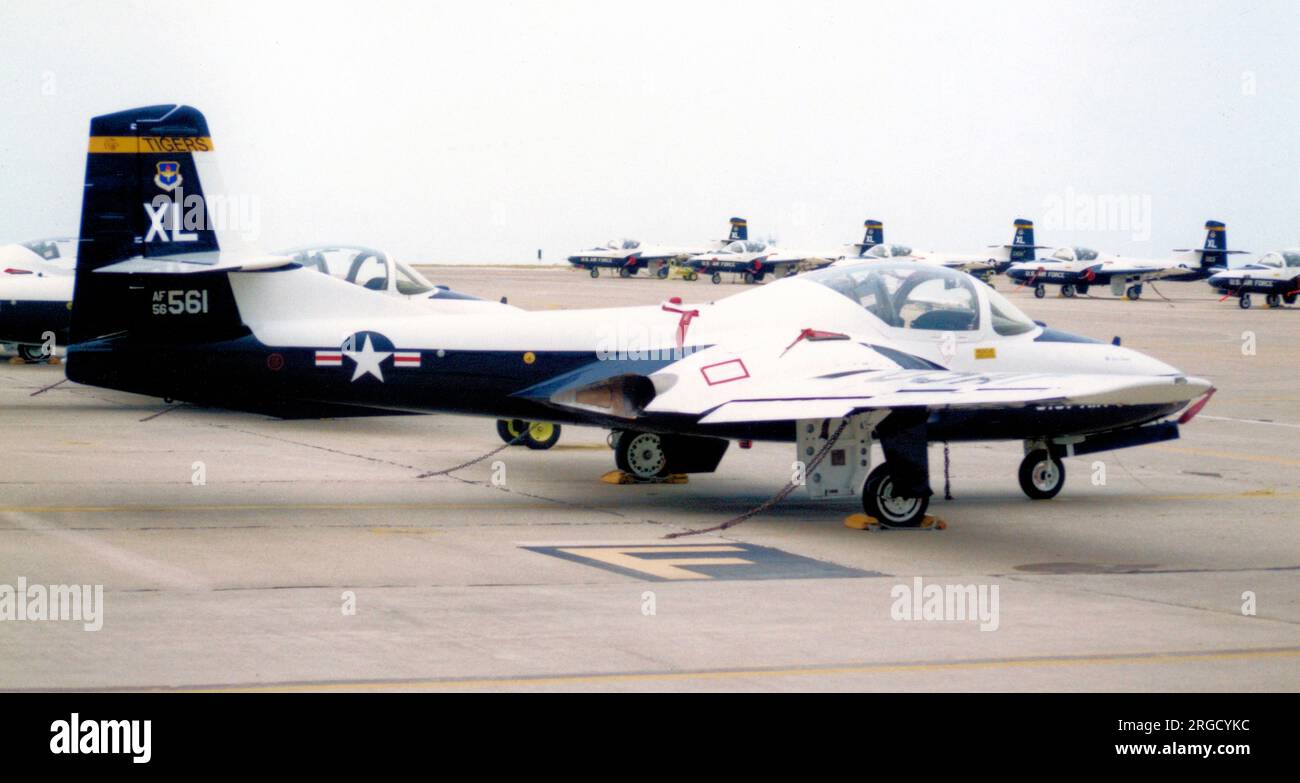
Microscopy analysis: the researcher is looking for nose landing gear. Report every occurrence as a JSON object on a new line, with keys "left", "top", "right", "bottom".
{"left": 1018, "top": 448, "right": 1065, "bottom": 499}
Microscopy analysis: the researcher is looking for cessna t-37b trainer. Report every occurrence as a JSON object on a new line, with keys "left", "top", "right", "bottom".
{"left": 1005, "top": 220, "right": 1244, "bottom": 300}
{"left": 831, "top": 218, "right": 1043, "bottom": 279}
{"left": 685, "top": 219, "right": 846, "bottom": 284}
{"left": 67, "top": 105, "right": 1214, "bottom": 527}
{"left": 566, "top": 219, "right": 745, "bottom": 279}
{"left": 0, "top": 237, "right": 79, "bottom": 360}
{"left": 1207, "top": 248, "right": 1300, "bottom": 309}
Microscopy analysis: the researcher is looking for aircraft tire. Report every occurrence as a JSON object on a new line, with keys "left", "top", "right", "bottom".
{"left": 1266, "top": 294, "right": 1282, "bottom": 308}
{"left": 711, "top": 273, "right": 722, "bottom": 285}
{"left": 522, "top": 422, "right": 561, "bottom": 450}
{"left": 589, "top": 267, "right": 599, "bottom": 278}
{"left": 17, "top": 345, "right": 46, "bottom": 362}
{"left": 1062, "top": 284, "right": 1076, "bottom": 298}
{"left": 861, "top": 464, "right": 928, "bottom": 527}
{"left": 615, "top": 432, "right": 670, "bottom": 479}
{"left": 1034, "top": 284, "right": 1046, "bottom": 299}
{"left": 742, "top": 272, "right": 754, "bottom": 284}
{"left": 618, "top": 267, "right": 631, "bottom": 278}
{"left": 1126, "top": 285, "right": 1143, "bottom": 301}
{"left": 1018, "top": 450, "right": 1065, "bottom": 500}
{"left": 1239, "top": 294, "right": 1251, "bottom": 310}
{"left": 656, "top": 266, "right": 669, "bottom": 279}
{"left": 496, "top": 419, "right": 530, "bottom": 445}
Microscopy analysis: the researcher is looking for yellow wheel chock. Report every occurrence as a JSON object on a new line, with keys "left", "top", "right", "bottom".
{"left": 600, "top": 470, "right": 689, "bottom": 485}
{"left": 844, "top": 513, "right": 947, "bottom": 531}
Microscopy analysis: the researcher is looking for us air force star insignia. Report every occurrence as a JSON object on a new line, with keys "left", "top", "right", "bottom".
{"left": 344, "top": 335, "right": 392, "bottom": 382}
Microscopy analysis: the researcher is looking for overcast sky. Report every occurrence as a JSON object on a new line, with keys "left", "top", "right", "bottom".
{"left": 1, "top": 0, "right": 1296, "bottom": 264}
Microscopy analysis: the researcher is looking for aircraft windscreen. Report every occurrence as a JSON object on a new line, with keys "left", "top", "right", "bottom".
{"left": 865, "top": 245, "right": 892, "bottom": 258}
{"left": 395, "top": 260, "right": 435, "bottom": 295}
{"left": 21, "top": 238, "right": 76, "bottom": 261}
{"left": 803, "top": 262, "right": 985, "bottom": 331}
{"left": 1075, "top": 247, "right": 1098, "bottom": 261}
{"left": 986, "top": 285, "right": 1037, "bottom": 336}
{"left": 1284, "top": 251, "right": 1300, "bottom": 267}
{"left": 283, "top": 246, "right": 391, "bottom": 291}
{"left": 1260, "top": 253, "right": 1283, "bottom": 268}
{"left": 891, "top": 245, "right": 913, "bottom": 257}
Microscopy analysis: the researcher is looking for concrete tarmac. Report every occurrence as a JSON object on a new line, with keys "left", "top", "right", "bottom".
{"left": 1, "top": 269, "right": 1296, "bottom": 691}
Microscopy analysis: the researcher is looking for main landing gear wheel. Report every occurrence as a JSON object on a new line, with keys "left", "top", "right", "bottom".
{"left": 613, "top": 431, "right": 670, "bottom": 480}
{"left": 1034, "top": 283, "right": 1046, "bottom": 299}
{"left": 742, "top": 272, "right": 754, "bottom": 284}
{"left": 589, "top": 267, "right": 599, "bottom": 278}
{"left": 711, "top": 272, "right": 722, "bottom": 285}
{"left": 618, "top": 267, "right": 632, "bottom": 278}
{"left": 1061, "top": 283, "right": 1077, "bottom": 298}
{"left": 861, "top": 464, "right": 929, "bottom": 528}
{"left": 17, "top": 345, "right": 46, "bottom": 362}
{"left": 1266, "top": 293, "right": 1282, "bottom": 308}
{"left": 496, "top": 419, "right": 562, "bottom": 450}
{"left": 1126, "top": 284, "right": 1143, "bottom": 301}
{"left": 656, "top": 265, "right": 669, "bottom": 279}
{"left": 1018, "top": 450, "right": 1065, "bottom": 500}
{"left": 1238, "top": 294, "right": 1251, "bottom": 310}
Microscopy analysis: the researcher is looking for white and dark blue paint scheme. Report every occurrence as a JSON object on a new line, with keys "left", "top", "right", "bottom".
{"left": 685, "top": 219, "right": 845, "bottom": 284}
{"left": 66, "top": 105, "right": 1215, "bottom": 526}
{"left": 831, "top": 218, "right": 1041, "bottom": 279}
{"left": 0, "top": 238, "right": 79, "bottom": 359}
{"left": 1006, "top": 221, "right": 1246, "bottom": 300}
{"left": 566, "top": 218, "right": 744, "bottom": 279}
{"left": 1208, "top": 249, "right": 1300, "bottom": 309}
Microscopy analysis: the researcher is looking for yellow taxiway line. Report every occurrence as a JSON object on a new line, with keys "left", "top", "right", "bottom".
{"left": 177, "top": 647, "right": 1300, "bottom": 693}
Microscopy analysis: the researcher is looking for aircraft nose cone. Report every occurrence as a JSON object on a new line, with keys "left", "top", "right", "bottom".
{"left": 1121, "top": 346, "right": 1181, "bottom": 376}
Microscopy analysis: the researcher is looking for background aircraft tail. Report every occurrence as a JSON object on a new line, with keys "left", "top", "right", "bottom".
{"left": 854, "top": 219, "right": 884, "bottom": 256}
{"left": 1173, "top": 220, "right": 1249, "bottom": 272}
{"left": 71, "top": 104, "right": 248, "bottom": 344}
{"left": 1010, "top": 218, "right": 1038, "bottom": 262}
{"left": 989, "top": 217, "right": 1048, "bottom": 270}
{"left": 728, "top": 217, "right": 748, "bottom": 242}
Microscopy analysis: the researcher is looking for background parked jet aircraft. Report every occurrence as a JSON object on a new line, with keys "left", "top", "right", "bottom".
{"left": 684, "top": 231, "right": 842, "bottom": 284}
{"left": 1208, "top": 248, "right": 1300, "bottom": 309}
{"left": 566, "top": 218, "right": 745, "bottom": 278}
{"left": 1005, "top": 220, "right": 1244, "bottom": 300}
{"left": 0, "top": 238, "right": 79, "bottom": 360}
{"left": 63, "top": 105, "right": 1214, "bottom": 527}
{"left": 832, "top": 218, "right": 1042, "bottom": 279}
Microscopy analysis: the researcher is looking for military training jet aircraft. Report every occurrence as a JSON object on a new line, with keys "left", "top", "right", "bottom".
{"left": 0, "top": 238, "right": 79, "bottom": 360}
{"left": 566, "top": 218, "right": 745, "bottom": 279}
{"left": 1207, "top": 248, "right": 1300, "bottom": 309}
{"left": 1005, "top": 220, "right": 1244, "bottom": 300}
{"left": 63, "top": 105, "right": 1214, "bottom": 527}
{"left": 832, "top": 218, "right": 1042, "bottom": 279}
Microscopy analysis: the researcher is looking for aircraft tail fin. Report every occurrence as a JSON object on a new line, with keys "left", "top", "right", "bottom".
{"left": 1173, "top": 220, "right": 1249, "bottom": 271}
{"left": 71, "top": 104, "right": 253, "bottom": 344}
{"left": 1010, "top": 218, "right": 1038, "bottom": 262}
{"left": 728, "top": 217, "right": 748, "bottom": 242}
{"left": 853, "top": 219, "right": 884, "bottom": 256}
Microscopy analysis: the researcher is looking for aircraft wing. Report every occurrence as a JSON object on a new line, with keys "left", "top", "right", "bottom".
{"left": 96, "top": 253, "right": 297, "bottom": 275}
{"left": 641, "top": 340, "right": 1210, "bottom": 424}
